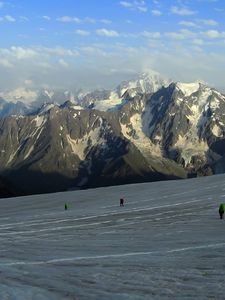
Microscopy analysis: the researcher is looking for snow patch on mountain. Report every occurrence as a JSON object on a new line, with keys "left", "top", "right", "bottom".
{"left": 39, "top": 103, "right": 56, "bottom": 114}
{"left": 212, "top": 124, "right": 223, "bottom": 137}
{"left": 186, "top": 87, "right": 214, "bottom": 130}
{"left": 93, "top": 92, "right": 122, "bottom": 111}
{"left": 176, "top": 82, "right": 200, "bottom": 97}
{"left": 32, "top": 115, "right": 47, "bottom": 127}
{"left": 71, "top": 105, "right": 84, "bottom": 110}
{"left": 66, "top": 125, "right": 106, "bottom": 160}
{"left": 35, "top": 126, "right": 45, "bottom": 141}
{"left": 121, "top": 113, "right": 162, "bottom": 158}
{"left": 24, "top": 145, "right": 34, "bottom": 160}
{"left": 174, "top": 135, "right": 208, "bottom": 166}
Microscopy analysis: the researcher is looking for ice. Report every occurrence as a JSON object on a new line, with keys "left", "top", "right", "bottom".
{"left": 0, "top": 174, "right": 225, "bottom": 299}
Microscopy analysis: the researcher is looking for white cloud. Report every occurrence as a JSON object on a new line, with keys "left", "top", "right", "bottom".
{"left": 165, "top": 29, "right": 196, "bottom": 40}
{"left": 20, "top": 16, "right": 29, "bottom": 22}
{"left": 142, "top": 31, "right": 161, "bottom": 39}
{"left": 179, "top": 21, "right": 198, "bottom": 27}
{"left": 120, "top": 1, "right": 132, "bottom": 8}
{"left": 192, "top": 38, "right": 204, "bottom": 45}
{"left": 0, "top": 58, "right": 13, "bottom": 68}
{"left": 57, "top": 16, "right": 81, "bottom": 23}
{"left": 0, "top": 44, "right": 225, "bottom": 93}
{"left": 0, "top": 15, "right": 16, "bottom": 22}
{"left": 24, "top": 79, "right": 33, "bottom": 86}
{"left": 151, "top": 9, "right": 162, "bottom": 16}
{"left": 171, "top": 6, "right": 197, "bottom": 16}
{"left": 80, "top": 46, "right": 110, "bottom": 58}
{"left": 43, "top": 16, "right": 51, "bottom": 21}
{"left": 85, "top": 17, "right": 96, "bottom": 23}
{"left": 138, "top": 6, "right": 147, "bottom": 12}
{"left": 203, "top": 30, "right": 225, "bottom": 39}
{"left": 96, "top": 28, "right": 120, "bottom": 37}
{"left": 75, "top": 29, "right": 90, "bottom": 36}
{"left": 119, "top": 1, "right": 148, "bottom": 12}
{"left": 0, "top": 46, "right": 82, "bottom": 90}
{"left": 5, "top": 15, "right": 16, "bottom": 22}
{"left": 214, "top": 8, "right": 224, "bottom": 12}
{"left": 58, "top": 59, "right": 69, "bottom": 68}
{"left": 100, "top": 19, "right": 112, "bottom": 24}
{"left": 0, "top": 46, "right": 79, "bottom": 64}
{"left": 199, "top": 19, "right": 218, "bottom": 26}
{"left": 44, "top": 47, "right": 79, "bottom": 57}
{"left": 165, "top": 32, "right": 186, "bottom": 40}
{"left": 9, "top": 47, "right": 38, "bottom": 59}
{"left": 56, "top": 16, "right": 97, "bottom": 24}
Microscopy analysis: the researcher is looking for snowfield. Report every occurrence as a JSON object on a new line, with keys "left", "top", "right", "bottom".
{"left": 0, "top": 174, "right": 225, "bottom": 299}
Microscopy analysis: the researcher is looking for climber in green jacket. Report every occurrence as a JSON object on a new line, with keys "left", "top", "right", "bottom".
{"left": 219, "top": 203, "right": 225, "bottom": 219}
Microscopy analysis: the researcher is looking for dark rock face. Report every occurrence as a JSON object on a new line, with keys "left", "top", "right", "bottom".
{"left": 0, "top": 176, "right": 17, "bottom": 198}
{"left": 0, "top": 78, "right": 225, "bottom": 196}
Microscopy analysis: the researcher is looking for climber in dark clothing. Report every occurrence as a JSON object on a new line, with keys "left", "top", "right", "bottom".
{"left": 65, "top": 203, "right": 68, "bottom": 210}
{"left": 120, "top": 198, "right": 124, "bottom": 207}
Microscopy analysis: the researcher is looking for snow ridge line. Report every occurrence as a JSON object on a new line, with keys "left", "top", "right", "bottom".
{"left": 2, "top": 242, "right": 225, "bottom": 266}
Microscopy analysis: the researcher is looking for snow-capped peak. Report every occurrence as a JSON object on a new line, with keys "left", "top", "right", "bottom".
{"left": 117, "top": 70, "right": 171, "bottom": 97}
{"left": 176, "top": 82, "right": 200, "bottom": 97}
{"left": 38, "top": 103, "right": 58, "bottom": 114}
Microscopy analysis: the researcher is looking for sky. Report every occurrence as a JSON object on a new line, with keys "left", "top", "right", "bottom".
{"left": 0, "top": 0, "right": 225, "bottom": 92}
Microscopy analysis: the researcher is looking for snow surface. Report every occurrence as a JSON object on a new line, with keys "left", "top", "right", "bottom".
{"left": 0, "top": 175, "right": 225, "bottom": 299}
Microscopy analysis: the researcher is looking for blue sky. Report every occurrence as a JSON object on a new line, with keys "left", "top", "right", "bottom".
{"left": 0, "top": 0, "right": 225, "bottom": 91}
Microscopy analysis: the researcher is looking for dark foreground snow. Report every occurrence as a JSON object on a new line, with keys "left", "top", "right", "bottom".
{"left": 0, "top": 175, "right": 225, "bottom": 299}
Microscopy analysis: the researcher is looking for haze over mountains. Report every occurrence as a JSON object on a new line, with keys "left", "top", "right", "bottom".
{"left": 0, "top": 70, "right": 225, "bottom": 196}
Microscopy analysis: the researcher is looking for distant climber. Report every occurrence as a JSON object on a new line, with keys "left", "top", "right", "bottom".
{"left": 65, "top": 203, "right": 68, "bottom": 210}
{"left": 120, "top": 198, "right": 124, "bottom": 207}
{"left": 219, "top": 203, "right": 225, "bottom": 219}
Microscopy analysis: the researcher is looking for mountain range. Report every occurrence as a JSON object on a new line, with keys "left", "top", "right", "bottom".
{"left": 0, "top": 71, "right": 225, "bottom": 196}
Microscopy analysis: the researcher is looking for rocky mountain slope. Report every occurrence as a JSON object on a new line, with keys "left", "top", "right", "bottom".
{"left": 0, "top": 72, "right": 225, "bottom": 195}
